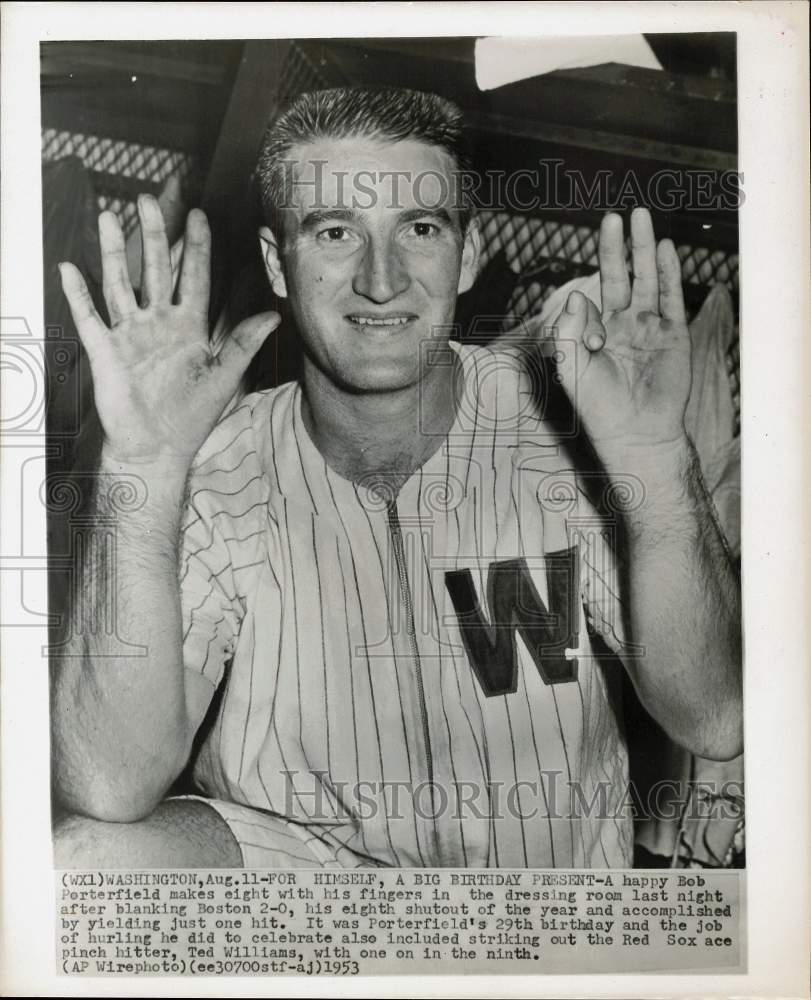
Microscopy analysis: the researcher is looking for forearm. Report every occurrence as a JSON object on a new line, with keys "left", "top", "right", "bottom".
{"left": 51, "top": 451, "right": 194, "bottom": 820}
{"left": 615, "top": 438, "right": 743, "bottom": 760}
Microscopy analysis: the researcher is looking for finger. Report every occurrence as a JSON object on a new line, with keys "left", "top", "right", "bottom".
{"left": 656, "top": 239, "right": 687, "bottom": 326}
{"left": 177, "top": 209, "right": 211, "bottom": 316}
{"left": 98, "top": 211, "right": 137, "bottom": 324}
{"left": 549, "top": 291, "right": 606, "bottom": 381}
{"left": 551, "top": 291, "right": 597, "bottom": 343}
{"left": 598, "top": 212, "right": 631, "bottom": 313}
{"left": 138, "top": 194, "right": 172, "bottom": 307}
{"left": 563, "top": 292, "right": 606, "bottom": 351}
{"left": 58, "top": 262, "right": 108, "bottom": 359}
{"left": 157, "top": 172, "right": 184, "bottom": 238}
{"left": 215, "top": 311, "right": 281, "bottom": 383}
{"left": 580, "top": 294, "right": 606, "bottom": 351}
{"left": 630, "top": 207, "right": 659, "bottom": 313}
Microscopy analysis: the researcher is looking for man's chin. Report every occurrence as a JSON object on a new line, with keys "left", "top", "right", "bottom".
{"left": 303, "top": 341, "right": 441, "bottom": 396}
{"left": 315, "top": 351, "right": 421, "bottom": 394}
{"left": 338, "top": 368, "right": 421, "bottom": 396}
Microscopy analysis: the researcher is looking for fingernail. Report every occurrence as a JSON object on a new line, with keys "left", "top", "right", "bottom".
{"left": 566, "top": 293, "right": 580, "bottom": 314}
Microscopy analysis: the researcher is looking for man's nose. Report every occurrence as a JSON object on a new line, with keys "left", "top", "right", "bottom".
{"left": 352, "top": 238, "right": 410, "bottom": 302}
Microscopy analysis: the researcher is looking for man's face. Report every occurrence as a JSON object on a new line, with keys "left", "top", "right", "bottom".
{"left": 259, "top": 136, "right": 479, "bottom": 394}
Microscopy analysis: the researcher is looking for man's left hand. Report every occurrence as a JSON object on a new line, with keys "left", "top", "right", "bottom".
{"left": 550, "top": 207, "right": 692, "bottom": 470}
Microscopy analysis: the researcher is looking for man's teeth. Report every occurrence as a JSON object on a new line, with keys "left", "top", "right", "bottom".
{"left": 349, "top": 316, "right": 410, "bottom": 327}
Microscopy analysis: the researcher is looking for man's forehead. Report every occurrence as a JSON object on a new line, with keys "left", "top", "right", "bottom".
{"left": 282, "top": 135, "right": 460, "bottom": 214}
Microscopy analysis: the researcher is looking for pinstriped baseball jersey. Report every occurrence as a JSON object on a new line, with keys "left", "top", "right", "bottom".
{"left": 180, "top": 339, "right": 634, "bottom": 868}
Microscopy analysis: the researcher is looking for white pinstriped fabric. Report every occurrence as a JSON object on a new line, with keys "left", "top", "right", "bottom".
{"left": 179, "top": 339, "right": 633, "bottom": 869}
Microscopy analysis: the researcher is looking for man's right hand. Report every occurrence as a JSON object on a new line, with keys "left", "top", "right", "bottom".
{"left": 59, "top": 194, "right": 280, "bottom": 471}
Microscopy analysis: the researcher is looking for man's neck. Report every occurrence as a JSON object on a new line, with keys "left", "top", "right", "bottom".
{"left": 299, "top": 354, "right": 461, "bottom": 492}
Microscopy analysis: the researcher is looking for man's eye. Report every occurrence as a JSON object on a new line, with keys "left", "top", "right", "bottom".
{"left": 318, "top": 226, "right": 351, "bottom": 242}
{"left": 410, "top": 221, "right": 439, "bottom": 238}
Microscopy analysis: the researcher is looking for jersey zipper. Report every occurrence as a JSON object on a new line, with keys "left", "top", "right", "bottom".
{"left": 385, "top": 499, "right": 435, "bottom": 795}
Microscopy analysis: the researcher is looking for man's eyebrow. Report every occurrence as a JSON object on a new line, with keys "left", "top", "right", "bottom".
{"left": 398, "top": 208, "right": 454, "bottom": 226}
{"left": 298, "top": 208, "right": 361, "bottom": 233}
{"left": 296, "top": 206, "right": 457, "bottom": 235}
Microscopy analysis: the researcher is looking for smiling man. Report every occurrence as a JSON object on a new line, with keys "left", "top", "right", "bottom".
{"left": 256, "top": 126, "right": 479, "bottom": 489}
{"left": 51, "top": 87, "right": 742, "bottom": 869}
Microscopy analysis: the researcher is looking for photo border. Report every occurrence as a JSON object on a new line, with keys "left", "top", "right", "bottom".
{"left": 2, "top": 3, "right": 809, "bottom": 997}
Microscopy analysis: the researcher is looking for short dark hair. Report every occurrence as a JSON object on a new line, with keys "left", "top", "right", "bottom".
{"left": 253, "top": 86, "right": 475, "bottom": 238}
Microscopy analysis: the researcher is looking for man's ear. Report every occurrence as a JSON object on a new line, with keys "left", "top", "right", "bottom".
{"left": 258, "top": 225, "right": 288, "bottom": 299}
{"left": 457, "top": 218, "right": 481, "bottom": 295}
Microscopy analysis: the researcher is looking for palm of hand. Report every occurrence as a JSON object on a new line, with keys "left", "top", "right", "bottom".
{"left": 552, "top": 209, "right": 692, "bottom": 461}
{"left": 574, "top": 304, "right": 692, "bottom": 451}
{"left": 90, "top": 311, "right": 227, "bottom": 462}
{"left": 59, "top": 197, "right": 279, "bottom": 468}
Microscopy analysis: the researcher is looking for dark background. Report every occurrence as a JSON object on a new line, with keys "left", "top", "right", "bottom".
{"left": 40, "top": 34, "right": 739, "bottom": 362}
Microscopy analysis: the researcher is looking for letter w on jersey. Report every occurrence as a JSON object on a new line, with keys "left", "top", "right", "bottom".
{"left": 445, "top": 548, "right": 580, "bottom": 697}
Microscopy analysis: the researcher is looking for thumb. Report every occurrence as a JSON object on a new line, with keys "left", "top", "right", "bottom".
{"left": 217, "top": 311, "right": 281, "bottom": 378}
{"left": 550, "top": 291, "right": 605, "bottom": 381}
{"left": 558, "top": 290, "right": 605, "bottom": 351}
{"left": 551, "top": 290, "right": 588, "bottom": 343}
{"left": 579, "top": 294, "right": 606, "bottom": 352}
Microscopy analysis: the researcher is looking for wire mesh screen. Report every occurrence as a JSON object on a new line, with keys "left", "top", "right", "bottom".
{"left": 277, "top": 41, "right": 329, "bottom": 110}
{"left": 476, "top": 209, "right": 740, "bottom": 433}
{"left": 477, "top": 209, "right": 740, "bottom": 318}
{"left": 39, "top": 43, "right": 325, "bottom": 238}
{"left": 42, "top": 127, "right": 197, "bottom": 237}
{"left": 41, "top": 46, "right": 740, "bottom": 433}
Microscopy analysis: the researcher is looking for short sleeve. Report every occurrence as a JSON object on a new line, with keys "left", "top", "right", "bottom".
{"left": 567, "top": 477, "right": 630, "bottom": 661}
{"left": 577, "top": 515, "right": 628, "bottom": 657}
{"left": 179, "top": 491, "right": 242, "bottom": 690}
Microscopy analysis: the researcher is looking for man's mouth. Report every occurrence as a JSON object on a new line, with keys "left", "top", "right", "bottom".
{"left": 346, "top": 314, "right": 415, "bottom": 328}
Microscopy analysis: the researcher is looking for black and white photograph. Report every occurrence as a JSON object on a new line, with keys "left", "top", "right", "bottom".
{"left": 1, "top": 2, "right": 809, "bottom": 995}
{"left": 44, "top": 32, "right": 744, "bottom": 870}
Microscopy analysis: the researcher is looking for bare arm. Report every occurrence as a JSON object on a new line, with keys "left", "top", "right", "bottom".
{"left": 613, "top": 439, "right": 742, "bottom": 760}
{"left": 51, "top": 197, "right": 278, "bottom": 821}
{"left": 51, "top": 455, "right": 192, "bottom": 820}
{"left": 553, "top": 209, "right": 742, "bottom": 761}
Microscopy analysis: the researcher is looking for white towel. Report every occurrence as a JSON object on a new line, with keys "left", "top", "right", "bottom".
{"left": 474, "top": 34, "right": 663, "bottom": 91}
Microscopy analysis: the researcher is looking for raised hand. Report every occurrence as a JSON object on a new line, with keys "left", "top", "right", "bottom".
{"left": 550, "top": 207, "right": 692, "bottom": 466}
{"left": 59, "top": 195, "right": 280, "bottom": 470}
